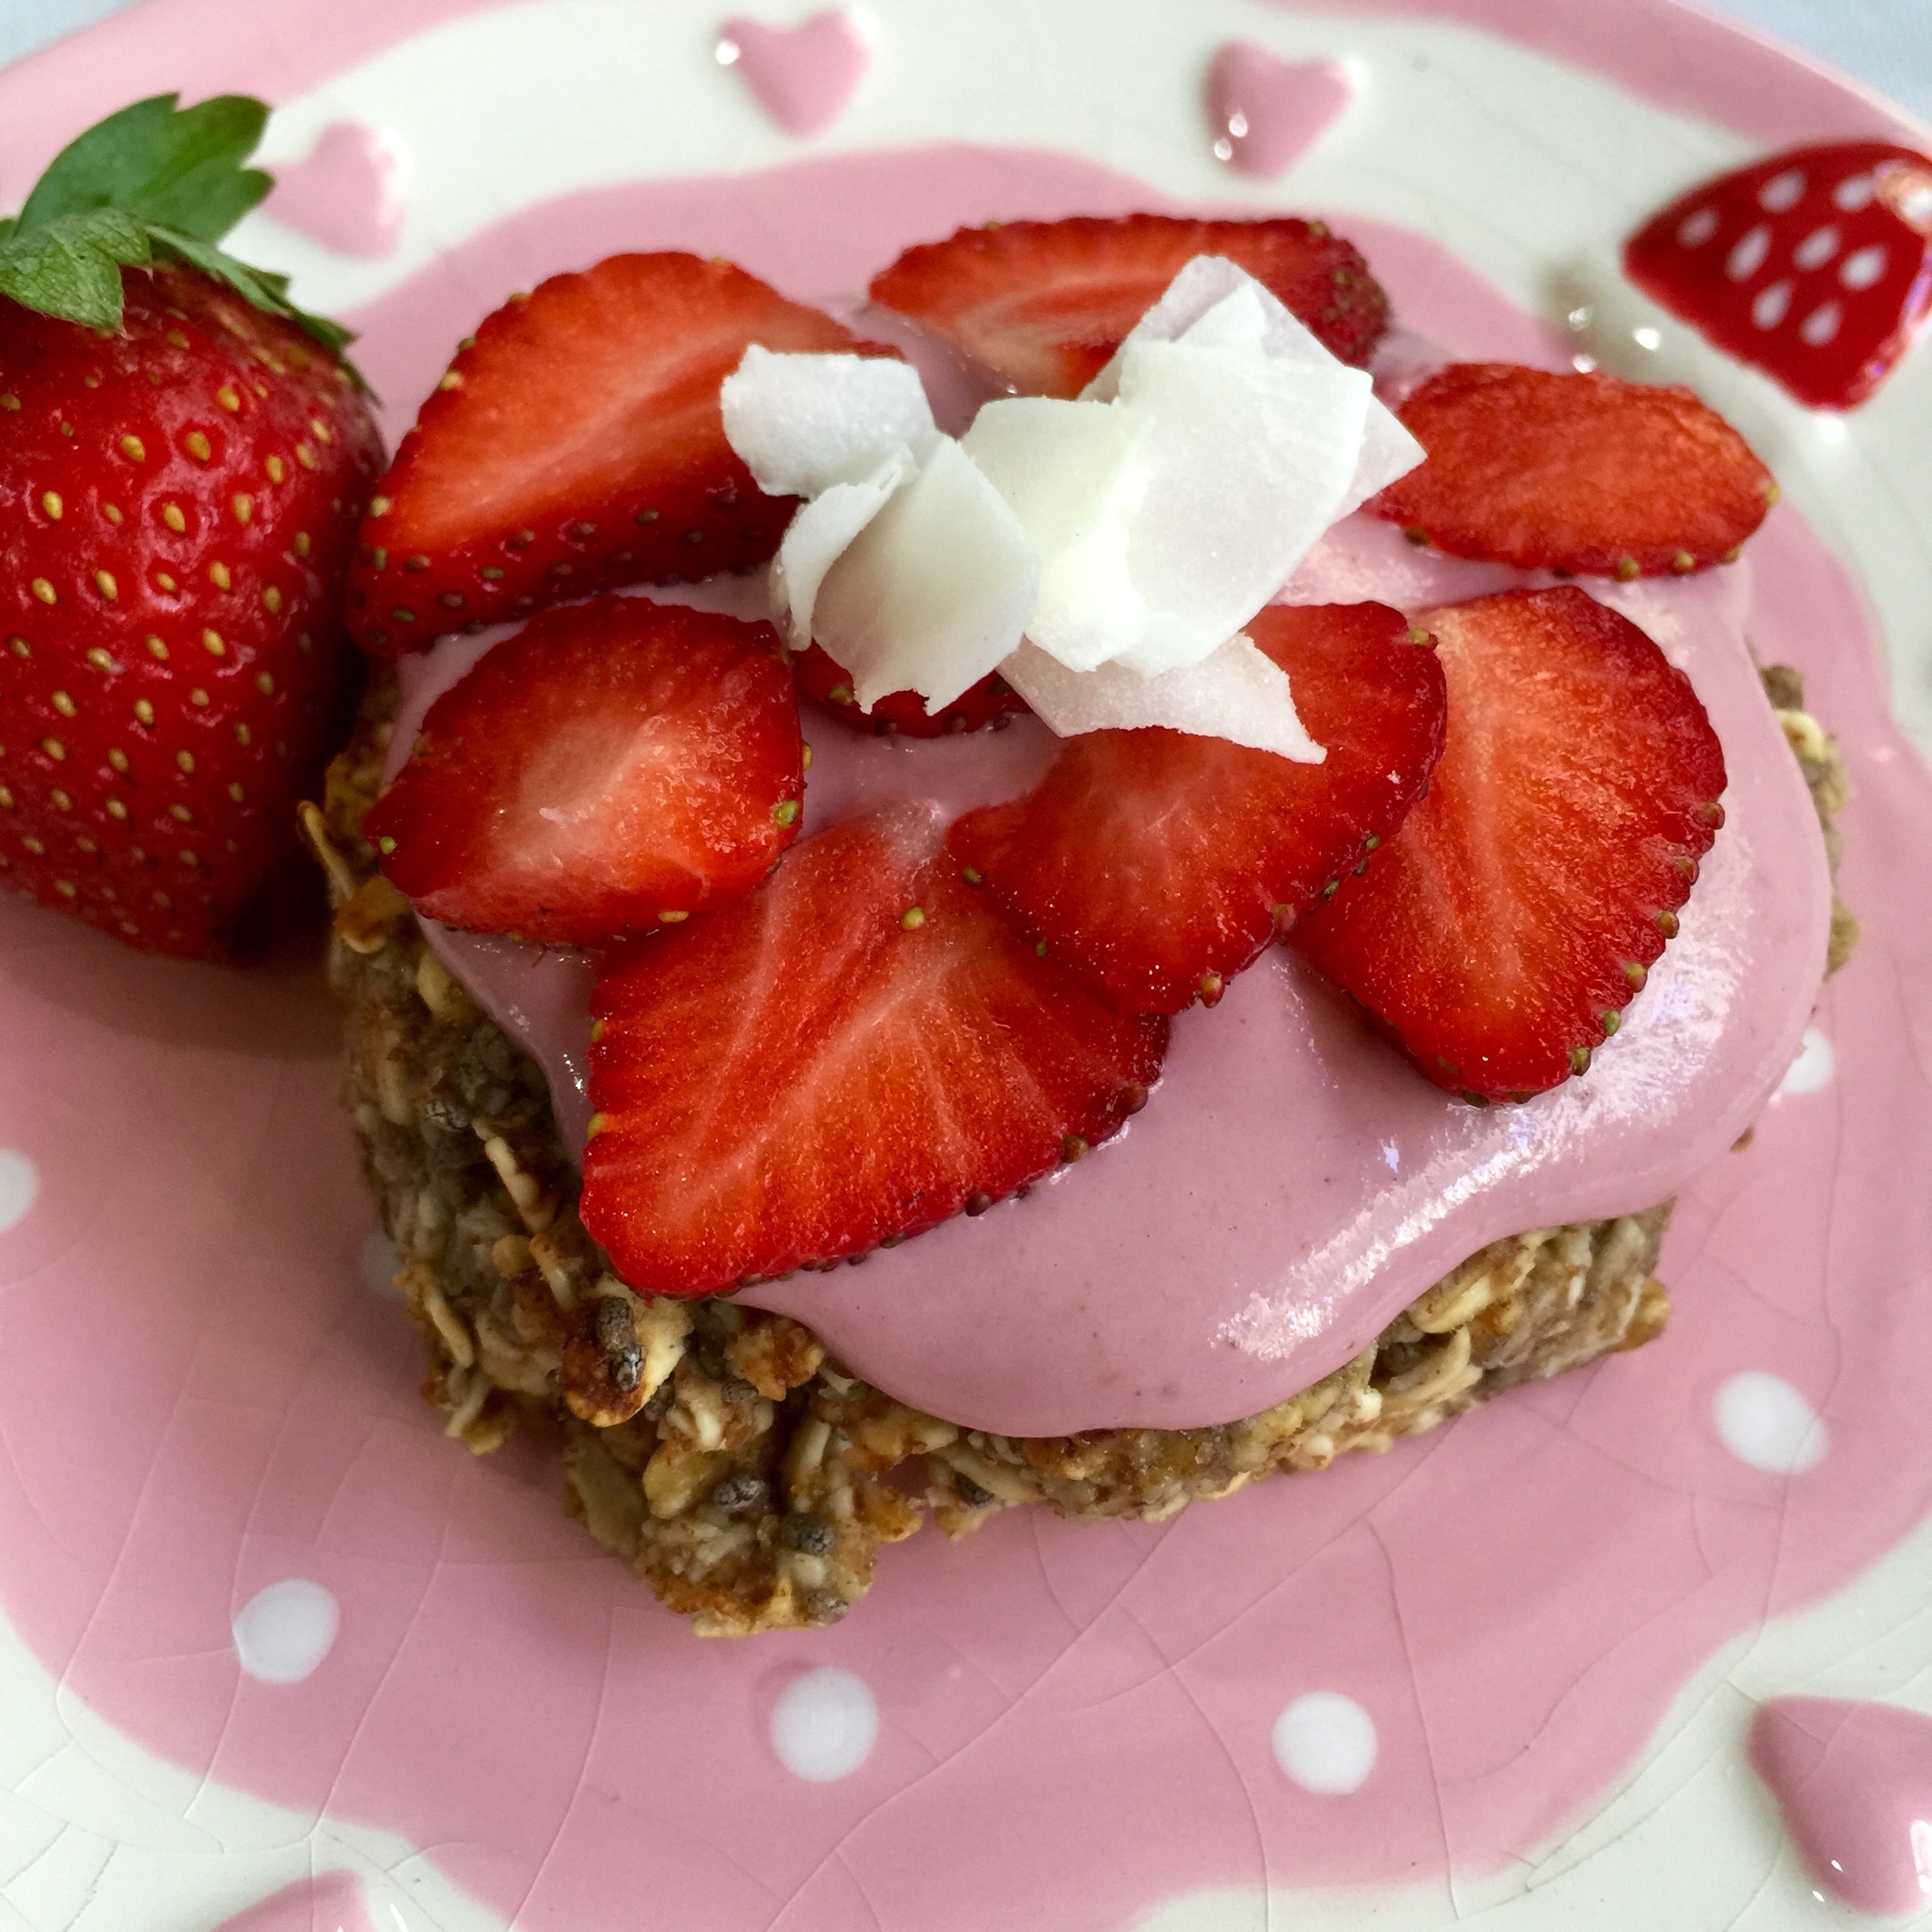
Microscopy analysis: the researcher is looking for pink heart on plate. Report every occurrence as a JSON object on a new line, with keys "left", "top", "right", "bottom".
{"left": 263, "top": 122, "right": 408, "bottom": 260}
{"left": 720, "top": 11, "right": 869, "bottom": 138}
{"left": 213, "top": 1870, "right": 376, "bottom": 1932}
{"left": 1206, "top": 43, "right": 1352, "bottom": 180}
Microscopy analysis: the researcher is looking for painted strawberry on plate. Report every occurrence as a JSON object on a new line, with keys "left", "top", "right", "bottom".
{"left": 1624, "top": 139, "right": 1932, "bottom": 410}
{"left": 0, "top": 94, "right": 380, "bottom": 957}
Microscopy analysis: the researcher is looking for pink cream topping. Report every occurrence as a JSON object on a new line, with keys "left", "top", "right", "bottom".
{"left": 1749, "top": 1698, "right": 1932, "bottom": 1917}
{"left": 389, "top": 497, "right": 1830, "bottom": 1437}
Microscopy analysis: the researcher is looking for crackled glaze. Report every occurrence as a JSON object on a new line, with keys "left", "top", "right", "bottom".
{"left": 0, "top": 5, "right": 1930, "bottom": 1932}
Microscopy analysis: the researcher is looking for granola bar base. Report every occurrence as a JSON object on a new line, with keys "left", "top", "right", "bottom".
{"left": 301, "top": 663, "right": 1853, "bottom": 1635}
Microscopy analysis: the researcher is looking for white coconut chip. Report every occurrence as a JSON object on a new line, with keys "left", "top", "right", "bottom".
{"left": 1084, "top": 262, "right": 1424, "bottom": 522}
{"left": 1000, "top": 633, "right": 1325, "bottom": 762}
{"left": 812, "top": 437, "right": 1040, "bottom": 712}
{"left": 721, "top": 345, "right": 934, "bottom": 498}
{"left": 770, "top": 446, "right": 916, "bottom": 646}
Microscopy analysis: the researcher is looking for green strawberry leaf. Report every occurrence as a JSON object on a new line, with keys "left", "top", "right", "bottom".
{"left": 17, "top": 94, "right": 272, "bottom": 245}
{"left": 0, "top": 208, "right": 151, "bottom": 331}
{"left": 148, "top": 227, "right": 362, "bottom": 374}
{"left": 5, "top": 93, "right": 367, "bottom": 386}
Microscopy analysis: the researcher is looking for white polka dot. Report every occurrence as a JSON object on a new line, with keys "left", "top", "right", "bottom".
{"left": 361, "top": 1224, "right": 402, "bottom": 1298}
{"left": 1727, "top": 224, "right": 1772, "bottom": 281}
{"left": 233, "top": 1578, "right": 341, "bottom": 1684}
{"left": 1676, "top": 205, "right": 1720, "bottom": 248}
{"left": 1800, "top": 301, "right": 1843, "bottom": 348}
{"left": 1758, "top": 167, "right": 1807, "bottom": 212}
{"left": 0, "top": 1149, "right": 37, "bottom": 1234}
{"left": 1271, "top": 1691, "right": 1377, "bottom": 1795}
{"left": 1752, "top": 279, "right": 1794, "bottom": 329}
{"left": 1792, "top": 224, "right": 1840, "bottom": 271}
{"left": 770, "top": 1666, "right": 877, "bottom": 1781}
{"left": 1779, "top": 1027, "right": 1835, "bottom": 1095}
{"left": 1833, "top": 172, "right": 1876, "bottom": 212}
{"left": 1841, "top": 244, "right": 1889, "bottom": 290}
{"left": 1713, "top": 1372, "right": 1828, "bottom": 1474}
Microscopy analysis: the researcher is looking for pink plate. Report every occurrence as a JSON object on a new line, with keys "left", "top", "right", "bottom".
{"left": 0, "top": 3, "right": 1930, "bottom": 1928}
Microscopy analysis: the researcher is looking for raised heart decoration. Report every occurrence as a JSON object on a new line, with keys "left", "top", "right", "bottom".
{"left": 718, "top": 11, "right": 870, "bottom": 138}
{"left": 1205, "top": 43, "right": 1352, "bottom": 181}
{"left": 214, "top": 1870, "right": 377, "bottom": 1931}
{"left": 262, "top": 122, "right": 408, "bottom": 260}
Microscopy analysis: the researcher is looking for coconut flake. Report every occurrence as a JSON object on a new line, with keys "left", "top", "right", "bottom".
{"left": 721, "top": 346, "right": 934, "bottom": 498}
{"left": 1000, "top": 633, "right": 1326, "bottom": 762}
{"left": 960, "top": 396, "right": 1151, "bottom": 672}
{"left": 812, "top": 437, "right": 1040, "bottom": 711}
{"left": 770, "top": 446, "right": 916, "bottom": 646}
{"left": 1103, "top": 331, "right": 1370, "bottom": 677}
{"left": 1085, "top": 264, "right": 1423, "bottom": 520}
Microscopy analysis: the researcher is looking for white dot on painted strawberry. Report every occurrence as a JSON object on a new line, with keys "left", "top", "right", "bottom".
{"left": 770, "top": 1665, "right": 878, "bottom": 1781}
{"left": 0, "top": 1149, "right": 36, "bottom": 1234}
{"left": 1713, "top": 1372, "right": 1827, "bottom": 1474}
{"left": 233, "top": 1578, "right": 341, "bottom": 1684}
{"left": 1271, "top": 1692, "right": 1377, "bottom": 1794}
{"left": 1779, "top": 1027, "right": 1835, "bottom": 1096}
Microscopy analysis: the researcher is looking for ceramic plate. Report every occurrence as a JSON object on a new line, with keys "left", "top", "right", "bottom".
{"left": 2, "top": 3, "right": 1931, "bottom": 1929}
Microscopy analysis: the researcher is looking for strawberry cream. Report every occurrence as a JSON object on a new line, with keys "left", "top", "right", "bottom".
{"left": 386, "top": 374, "right": 1831, "bottom": 1437}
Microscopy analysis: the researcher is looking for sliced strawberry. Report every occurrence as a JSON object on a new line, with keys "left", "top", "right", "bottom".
{"left": 1625, "top": 140, "right": 1932, "bottom": 411}
{"left": 792, "top": 639, "right": 1029, "bottom": 737}
{"left": 947, "top": 603, "right": 1447, "bottom": 1016}
{"left": 580, "top": 802, "right": 1166, "bottom": 1294}
{"left": 868, "top": 214, "right": 1389, "bottom": 398}
{"left": 1372, "top": 364, "right": 1777, "bottom": 578}
{"left": 347, "top": 253, "right": 893, "bottom": 656}
{"left": 1290, "top": 586, "right": 1726, "bottom": 1103}
{"left": 365, "top": 597, "right": 803, "bottom": 944}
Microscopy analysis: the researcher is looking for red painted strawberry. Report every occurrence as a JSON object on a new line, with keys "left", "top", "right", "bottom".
{"left": 868, "top": 213, "right": 1389, "bottom": 398}
{"left": 792, "top": 639, "right": 1029, "bottom": 737}
{"left": 1290, "top": 586, "right": 1726, "bottom": 1103}
{"left": 347, "top": 254, "right": 895, "bottom": 656}
{"left": 0, "top": 95, "right": 382, "bottom": 958}
{"left": 949, "top": 603, "right": 1447, "bottom": 1016}
{"left": 1372, "top": 364, "right": 1777, "bottom": 578}
{"left": 580, "top": 802, "right": 1166, "bottom": 1294}
{"left": 366, "top": 597, "right": 803, "bottom": 945}
{"left": 1625, "top": 140, "right": 1932, "bottom": 410}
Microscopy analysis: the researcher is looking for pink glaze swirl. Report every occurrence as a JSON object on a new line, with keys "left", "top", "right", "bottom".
{"left": 391, "top": 497, "right": 1829, "bottom": 1436}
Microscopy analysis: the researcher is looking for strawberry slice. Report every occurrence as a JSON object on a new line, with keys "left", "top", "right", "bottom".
{"left": 580, "top": 803, "right": 1166, "bottom": 1294}
{"left": 346, "top": 253, "right": 890, "bottom": 656}
{"left": 792, "top": 640, "right": 1029, "bottom": 737}
{"left": 868, "top": 214, "right": 1389, "bottom": 398}
{"left": 365, "top": 597, "right": 803, "bottom": 945}
{"left": 947, "top": 603, "right": 1447, "bottom": 1016}
{"left": 1290, "top": 586, "right": 1727, "bottom": 1103}
{"left": 1372, "top": 364, "right": 1777, "bottom": 578}
{"left": 1625, "top": 140, "right": 1932, "bottom": 410}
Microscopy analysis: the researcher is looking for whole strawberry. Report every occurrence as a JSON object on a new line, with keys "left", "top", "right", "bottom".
{"left": 0, "top": 94, "right": 381, "bottom": 957}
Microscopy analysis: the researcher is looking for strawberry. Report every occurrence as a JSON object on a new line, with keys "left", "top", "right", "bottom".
{"left": 579, "top": 802, "right": 1166, "bottom": 1294}
{"left": 1371, "top": 364, "right": 1777, "bottom": 578}
{"left": 792, "top": 639, "right": 1029, "bottom": 737}
{"left": 947, "top": 603, "right": 1446, "bottom": 1016}
{"left": 867, "top": 213, "right": 1389, "bottom": 398}
{"left": 1290, "top": 586, "right": 1726, "bottom": 1103}
{"left": 346, "top": 254, "right": 893, "bottom": 656}
{"left": 365, "top": 597, "right": 803, "bottom": 945}
{"left": 0, "top": 95, "right": 381, "bottom": 957}
{"left": 1624, "top": 140, "right": 1932, "bottom": 410}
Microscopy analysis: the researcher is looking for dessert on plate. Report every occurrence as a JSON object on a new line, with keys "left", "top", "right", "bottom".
{"left": 301, "top": 205, "right": 1863, "bottom": 1634}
